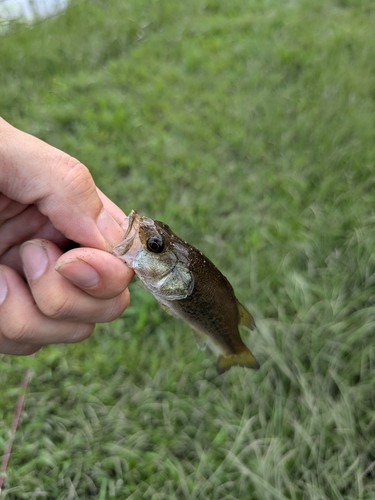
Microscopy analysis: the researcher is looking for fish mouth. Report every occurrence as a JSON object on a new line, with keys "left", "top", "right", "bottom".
{"left": 113, "top": 209, "right": 140, "bottom": 259}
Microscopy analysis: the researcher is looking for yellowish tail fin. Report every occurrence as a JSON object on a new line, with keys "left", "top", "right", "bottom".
{"left": 217, "top": 349, "right": 260, "bottom": 374}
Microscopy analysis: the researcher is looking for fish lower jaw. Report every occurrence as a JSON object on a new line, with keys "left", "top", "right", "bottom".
{"left": 113, "top": 221, "right": 142, "bottom": 265}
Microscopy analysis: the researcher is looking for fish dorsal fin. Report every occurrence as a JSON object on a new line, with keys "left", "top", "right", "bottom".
{"left": 237, "top": 301, "right": 256, "bottom": 330}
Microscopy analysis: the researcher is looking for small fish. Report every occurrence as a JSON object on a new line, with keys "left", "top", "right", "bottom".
{"left": 113, "top": 209, "right": 259, "bottom": 374}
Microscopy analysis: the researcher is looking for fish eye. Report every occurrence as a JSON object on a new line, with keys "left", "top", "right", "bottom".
{"left": 146, "top": 236, "right": 164, "bottom": 253}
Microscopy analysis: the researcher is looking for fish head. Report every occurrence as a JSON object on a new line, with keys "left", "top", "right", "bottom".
{"left": 113, "top": 210, "right": 194, "bottom": 302}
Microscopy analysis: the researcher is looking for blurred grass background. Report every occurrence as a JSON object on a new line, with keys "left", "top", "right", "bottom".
{"left": 1, "top": 0, "right": 375, "bottom": 498}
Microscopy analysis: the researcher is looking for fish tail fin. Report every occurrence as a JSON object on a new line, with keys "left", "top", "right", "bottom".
{"left": 237, "top": 301, "right": 256, "bottom": 330}
{"left": 217, "top": 348, "right": 260, "bottom": 374}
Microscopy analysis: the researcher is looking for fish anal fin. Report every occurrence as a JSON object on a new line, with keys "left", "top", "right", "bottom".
{"left": 217, "top": 348, "right": 260, "bottom": 374}
{"left": 237, "top": 301, "right": 256, "bottom": 330}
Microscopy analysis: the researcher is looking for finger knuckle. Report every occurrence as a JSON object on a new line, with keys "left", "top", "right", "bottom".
{"left": 50, "top": 150, "right": 95, "bottom": 201}
{"left": 41, "top": 293, "right": 72, "bottom": 320}
{"left": 61, "top": 158, "right": 96, "bottom": 202}
{"left": 5, "top": 319, "right": 33, "bottom": 343}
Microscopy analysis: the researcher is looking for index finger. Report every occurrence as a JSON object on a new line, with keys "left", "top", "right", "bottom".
{"left": 0, "top": 118, "right": 124, "bottom": 250}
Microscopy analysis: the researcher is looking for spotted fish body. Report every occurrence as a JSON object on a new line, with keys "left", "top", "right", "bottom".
{"left": 113, "top": 209, "right": 259, "bottom": 373}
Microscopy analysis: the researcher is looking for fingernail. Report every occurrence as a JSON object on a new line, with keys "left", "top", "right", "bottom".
{"left": 96, "top": 209, "right": 124, "bottom": 247}
{"left": 0, "top": 269, "right": 8, "bottom": 305}
{"left": 55, "top": 258, "right": 100, "bottom": 288}
{"left": 21, "top": 241, "right": 49, "bottom": 280}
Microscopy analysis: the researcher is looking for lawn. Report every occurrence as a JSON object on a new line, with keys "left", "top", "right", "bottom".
{"left": 1, "top": 0, "right": 375, "bottom": 498}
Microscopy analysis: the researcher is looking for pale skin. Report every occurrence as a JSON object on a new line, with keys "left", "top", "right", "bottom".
{"left": 0, "top": 117, "right": 134, "bottom": 355}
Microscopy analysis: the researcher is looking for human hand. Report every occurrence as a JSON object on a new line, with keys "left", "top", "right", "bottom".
{"left": 0, "top": 117, "right": 133, "bottom": 355}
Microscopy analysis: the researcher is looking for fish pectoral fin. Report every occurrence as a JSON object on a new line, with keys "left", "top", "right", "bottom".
{"left": 237, "top": 301, "right": 256, "bottom": 330}
{"left": 217, "top": 348, "right": 260, "bottom": 374}
{"left": 156, "top": 300, "right": 180, "bottom": 319}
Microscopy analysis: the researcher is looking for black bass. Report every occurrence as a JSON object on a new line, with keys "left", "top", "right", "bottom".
{"left": 113, "top": 209, "right": 259, "bottom": 373}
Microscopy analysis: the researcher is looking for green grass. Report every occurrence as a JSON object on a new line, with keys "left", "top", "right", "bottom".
{"left": 2, "top": 0, "right": 375, "bottom": 498}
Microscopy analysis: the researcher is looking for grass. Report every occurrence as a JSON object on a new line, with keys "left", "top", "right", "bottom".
{"left": 1, "top": 0, "right": 375, "bottom": 497}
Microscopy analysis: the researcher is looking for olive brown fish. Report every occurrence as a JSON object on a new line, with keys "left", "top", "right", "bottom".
{"left": 113, "top": 209, "right": 259, "bottom": 374}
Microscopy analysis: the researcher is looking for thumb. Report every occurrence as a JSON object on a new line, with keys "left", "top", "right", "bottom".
{"left": 0, "top": 118, "right": 124, "bottom": 250}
